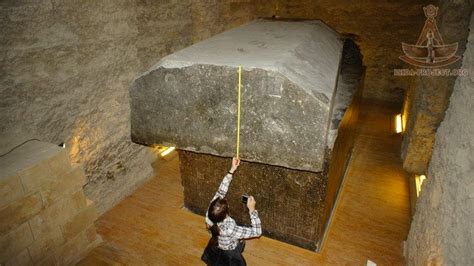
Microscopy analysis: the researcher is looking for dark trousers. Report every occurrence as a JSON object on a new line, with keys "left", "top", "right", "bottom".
{"left": 201, "top": 240, "right": 246, "bottom": 266}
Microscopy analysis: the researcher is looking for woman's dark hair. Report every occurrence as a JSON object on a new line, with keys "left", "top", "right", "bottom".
{"left": 207, "top": 197, "right": 228, "bottom": 247}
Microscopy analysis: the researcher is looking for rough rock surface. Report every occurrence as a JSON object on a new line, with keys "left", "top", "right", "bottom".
{"left": 405, "top": 11, "right": 474, "bottom": 265}
{"left": 0, "top": 1, "right": 160, "bottom": 214}
{"left": 131, "top": 20, "right": 343, "bottom": 172}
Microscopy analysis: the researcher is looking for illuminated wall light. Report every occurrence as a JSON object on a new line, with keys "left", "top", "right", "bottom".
{"left": 395, "top": 114, "right": 403, "bottom": 133}
{"left": 160, "top": 146, "right": 176, "bottom": 157}
{"left": 415, "top": 174, "right": 427, "bottom": 197}
{"left": 401, "top": 112, "right": 407, "bottom": 133}
{"left": 153, "top": 145, "right": 167, "bottom": 154}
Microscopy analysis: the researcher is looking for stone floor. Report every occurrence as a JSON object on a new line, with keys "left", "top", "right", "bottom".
{"left": 78, "top": 99, "right": 411, "bottom": 265}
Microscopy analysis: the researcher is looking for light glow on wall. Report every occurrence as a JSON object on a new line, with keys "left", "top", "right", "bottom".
{"left": 415, "top": 174, "right": 426, "bottom": 197}
{"left": 69, "top": 135, "right": 82, "bottom": 163}
{"left": 395, "top": 114, "right": 403, "bottom": 133}
{"left": 160, "top": 146, "right": 176, "bottom": 157}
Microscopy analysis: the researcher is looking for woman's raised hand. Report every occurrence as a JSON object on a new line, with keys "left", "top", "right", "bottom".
{"left": 247, "top": 196, "right": 256, "bottom": 212}
{"left": 230, "top": 157, "right": 240, "bottom": 173}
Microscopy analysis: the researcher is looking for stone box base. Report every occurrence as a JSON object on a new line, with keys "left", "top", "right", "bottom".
{"left": 179, "top": 151, "right": 327, "bottom": 250}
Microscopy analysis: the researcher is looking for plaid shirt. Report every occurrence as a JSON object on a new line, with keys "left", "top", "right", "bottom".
{"left": 205, "top": 173, "right": 262, "bottom": 250}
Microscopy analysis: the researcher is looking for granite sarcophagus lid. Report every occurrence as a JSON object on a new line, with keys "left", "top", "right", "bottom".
{"left": 130, "top": 20, "right": 344, "bottom": 172}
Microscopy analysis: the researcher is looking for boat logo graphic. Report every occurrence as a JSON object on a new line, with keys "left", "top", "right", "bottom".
{"left": 400, "top": 5, "right": 460, "bottom": 68}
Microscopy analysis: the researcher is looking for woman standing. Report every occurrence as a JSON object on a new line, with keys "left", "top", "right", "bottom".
{"left": 202, "top": 157, "right": 262, "bottom": 265}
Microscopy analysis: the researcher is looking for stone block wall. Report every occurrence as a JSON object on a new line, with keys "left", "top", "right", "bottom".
{"left": 0, "top": 139, "right": 101, "bottom": 265}
{"left": 404, "top": 10, "right": 474, "bottom": 265}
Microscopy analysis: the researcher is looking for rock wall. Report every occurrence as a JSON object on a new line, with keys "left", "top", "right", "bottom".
{"left": 405, "top": 11, "right": 474, "bottom": 265}
{"left": 401, "top": 0, "right": 473, "bottom": 174}
{"left": 0, "top": 0, "right": 257, "bottom": 214}
{"left": 0, "top": 139, "right": 101, "bottom": 265}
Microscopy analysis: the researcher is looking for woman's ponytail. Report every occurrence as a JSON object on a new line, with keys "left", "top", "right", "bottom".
{"left": 209, "top": 223, "right": 220, "bottom": 247}
{"left": 207, "top": 197, "right": 229, "bottom": 247}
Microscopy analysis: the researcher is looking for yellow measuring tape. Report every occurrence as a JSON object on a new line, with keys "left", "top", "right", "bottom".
{"left": 236, "top": 66, "right": 242, "bottom": 159}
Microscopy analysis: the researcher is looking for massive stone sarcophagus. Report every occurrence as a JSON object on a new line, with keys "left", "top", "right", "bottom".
{"left": 130, "top": 20, "right": 363, "bottom": 250}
